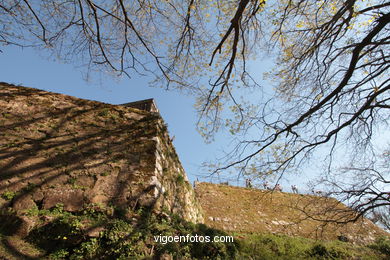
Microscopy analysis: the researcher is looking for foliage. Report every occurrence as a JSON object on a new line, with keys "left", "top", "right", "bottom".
{"left": 237, "top": 233, "right": 385, "bottom": 260}
{"left": 308, "top": 243, "right": 349, "bottom": 259}
{"left": 25, "top": 204, "right": 238, "bottom": 259}
{"left": 48, "top": 249, "right": 69, "bottom": 260}
{"left": 176, "top": 174, "right": 185, "bottom": 184}
{"left": 0, "top": 204, "right": 387, "bottom": 259}
{"left": 369, "top": 236, "right": 390, "bottom": 256}
{"left": 0, "top": 0, "right": 254, "bottom": 91}
{"left": 1, "top": 190, "right": 16, "bottom": 201}
{"left": 203, "top": 0, "right": 390, "bottom": 224}
{"left": 208, "top": 0, "right": 390, "bottom": 165}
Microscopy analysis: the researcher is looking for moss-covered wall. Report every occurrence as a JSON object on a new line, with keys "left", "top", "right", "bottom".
{"left": 0, "top": 83, "right": 203, "bottom": 236}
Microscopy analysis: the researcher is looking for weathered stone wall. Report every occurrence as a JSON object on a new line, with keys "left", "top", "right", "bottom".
{"left": 0, "top": 83, "right": 203, "bottom": 227}
{"left": 195, "top": 182, "right": 387, "bottom": 244}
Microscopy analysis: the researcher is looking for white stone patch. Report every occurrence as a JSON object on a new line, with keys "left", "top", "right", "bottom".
{"left": 271, "top": 220, "right": 291, "bottom": 226}
{"left": 149, "top": 176, "right": 165, "bottom": 198}
{"left": 155, "top": 160, "right": 163, "bottom": 175}
{"left": 151, "top": 136, "right": 160, "bottom": 145}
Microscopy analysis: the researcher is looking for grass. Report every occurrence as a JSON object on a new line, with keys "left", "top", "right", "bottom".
{"left": 0, "top": 209, "right": 388, "bottom": 259}
{"left": 20, "top": 205, "right": 238, "bottom": 259}
{"left": 0, "top": 229, "right": 46, "bottom": 260}
{"left": 0, "top": 193, "right": 388, "bottom": 259}
{"left": 236, "top": 233, "right": 388, "bottom": 260}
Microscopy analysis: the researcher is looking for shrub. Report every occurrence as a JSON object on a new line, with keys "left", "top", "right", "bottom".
{"left": 49, "top": 249, "right": 69, "bottom": 259}
{"left": 176, "top": 174, "right": 185, "bottom": 184}
{"left": 370, "top": 236, "right": 390, "bottom": 256}
{"left": 25, "top": 204, "right": 238, "bottom": 259}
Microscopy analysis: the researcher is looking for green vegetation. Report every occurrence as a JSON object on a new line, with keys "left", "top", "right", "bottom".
{"left": 100, "top": 171, "right": 110, "bottom": 177}
{"left": 7, "top": 204, "right": 236, "bottom": 259}
{"left": 1, "top": 190, "right": 16, "bottom": 201}
{"left": 236, "top": 233, "right": 389, "bottom": 260}
{"left": 369, "top": 236, "right": 390, "bottom": 256}
{"left": 66, "top": 177, "right": 77, "bottom": 185}
{"left": 97, "top": 108, "right": 120, "bottom": 122}
{"left": 97, "top": 108, "right": 110, "bottom": 117}
{"left": 0, "top": 204, "right": 388, "bottom": 259}
{"left": 176, "top": 174, "right": 185, "bottom": 184}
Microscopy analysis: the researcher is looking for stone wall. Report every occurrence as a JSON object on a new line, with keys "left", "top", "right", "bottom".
{"left": 195, "top": 182, "right": 387, "bottom": 244}
{"left": 0, "top": 83, "right": 203, "bottom": 228}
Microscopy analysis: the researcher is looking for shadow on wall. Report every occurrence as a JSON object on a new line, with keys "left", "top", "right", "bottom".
{"left": 0, "top": 84, "right": 179, "bottom": 237}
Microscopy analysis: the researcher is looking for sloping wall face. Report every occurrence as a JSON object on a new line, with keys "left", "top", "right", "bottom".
{"left": 195, "top": 182, "right": 387, "bottom": 244}
{"left": 0, "top": 83, "right": 203, "bottom": 225}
